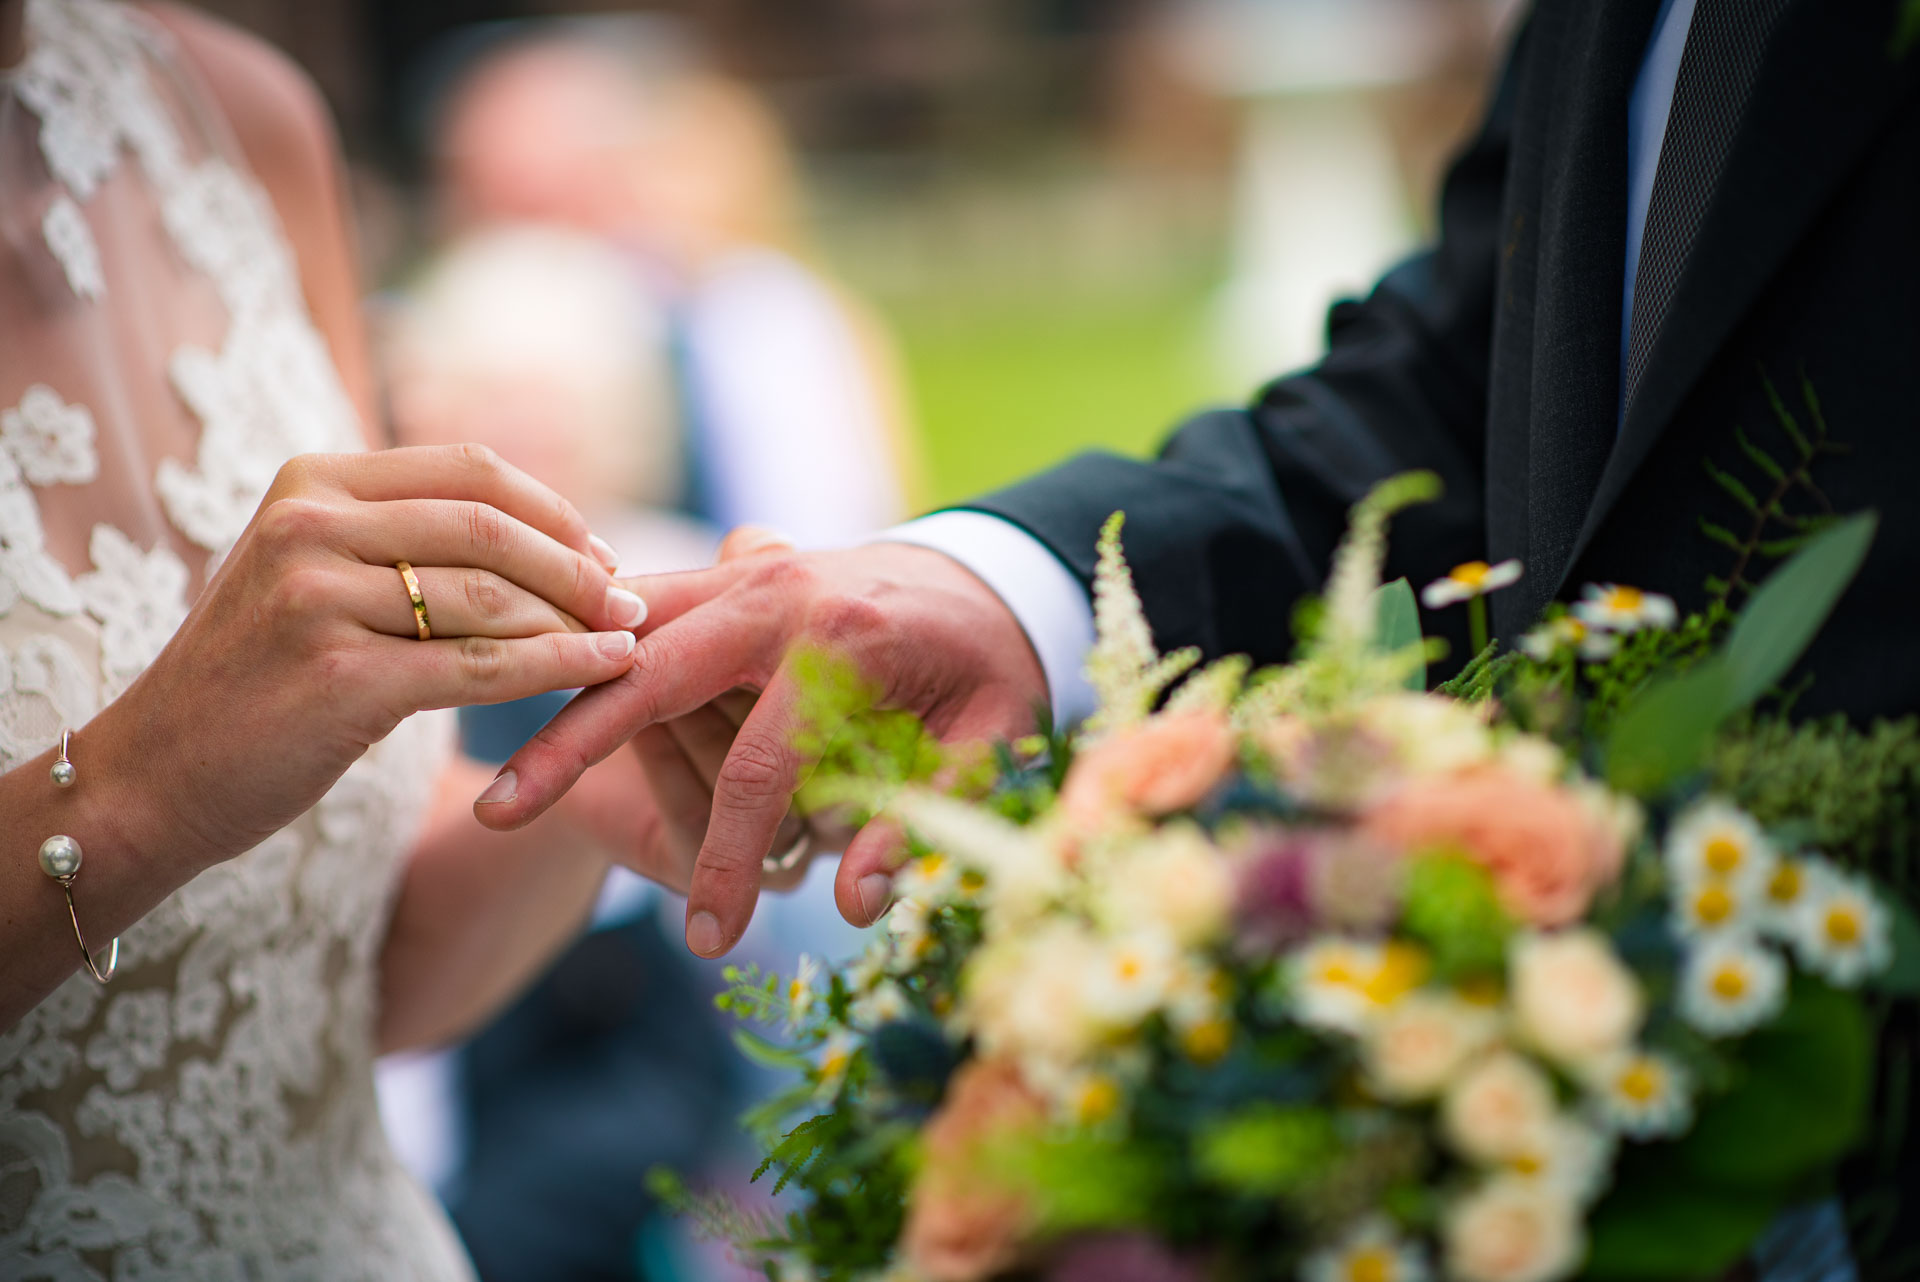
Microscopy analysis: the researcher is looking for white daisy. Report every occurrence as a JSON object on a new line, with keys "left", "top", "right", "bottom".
{"left": 893, "top": 850, "right": 961, "bottom": 904}
{"left": 885, "top": 898, "right": 936, "bottom": 965}
{"left": 1586, "top": 1048, "right": 1693, "bottom": 1140}
{"left": 1670, "top": 877, "right": 1762, "bottom": 941}
{"left": 1501, "top": 1116, "right": 1615, "bottom": 1208}
{"left": 1287, "top": 938, "right": 1428, "bottom": 1034}
{"left": 1302, "top": 1217, "right": 1431, "bottom": 1282}
{"left": 846, "top": 939, "right": 890, "bottom": 992}
{"left": 1083, "top": 929, "right": 1181, "bottom": 1029}
{"left": 1422, "top": 559, "right": 1524, "bottom": 609}
{"left": 814, "top": 1030, "right": 860, "bottom": 1100}
{"left": 1664, "top": 798, "right": 1775, "bottom": 893}
{"left": 1678, "top": 936, "right": 1787, "bottom": 1038}
{"left": 785, "top": 954, "right": 822, "bottom": 1029}
{"left": 1789, "top": 865, "right": 1892, "bottom": 987}
{"left": 1573, "top": 583, "right": 1678, "bottom": 633}
{"left": 1518, "top": 615, "right": 1618, "bottom": 663}
{"left": 850, "top": 980, "right": 913, "bottom": 1027}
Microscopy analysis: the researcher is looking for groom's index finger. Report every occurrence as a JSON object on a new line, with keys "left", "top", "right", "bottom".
{"left": 473, "top": 564, "right": 804, "bottom": 829}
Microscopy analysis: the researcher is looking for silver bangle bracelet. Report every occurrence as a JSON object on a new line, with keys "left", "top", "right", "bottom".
{"left": 37, "top": 729, "right": 119, "bottom": 985}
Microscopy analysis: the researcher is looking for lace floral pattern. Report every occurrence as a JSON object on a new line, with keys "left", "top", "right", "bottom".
{"left": 40, "top": 195, "right": 105, "bottom": 301}
{"left": 0, "top": 3, "right": 472, "bottom": 1279}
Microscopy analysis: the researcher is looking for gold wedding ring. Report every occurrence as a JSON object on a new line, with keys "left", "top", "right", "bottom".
{"left": 395, "top": 561, "right": 432, "bottom": 640}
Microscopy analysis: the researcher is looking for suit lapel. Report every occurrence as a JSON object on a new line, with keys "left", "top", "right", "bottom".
{"left": 1553, "top": 0, "right": 1919, "bottom": 594}
{"left": 1495, "top": 0, "right": 1663, "bottom": 632}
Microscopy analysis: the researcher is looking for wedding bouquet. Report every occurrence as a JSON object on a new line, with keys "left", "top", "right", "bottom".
{"left": 663, "top": 467, "right": 1920, "bottom": 1282}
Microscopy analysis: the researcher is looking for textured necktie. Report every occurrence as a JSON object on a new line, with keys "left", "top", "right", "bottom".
{"left": 1622, "top": 0, "right": 1791, "bottom": 410}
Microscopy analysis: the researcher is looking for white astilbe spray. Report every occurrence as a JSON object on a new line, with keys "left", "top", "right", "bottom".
{"left": 1166, "top": 654, "right": 1252, "bottom": 715}
{"left": 1083, "top": 512, "right": 1200, "bottom": 738}
{"left": 888, "top": 787, "right": 1068, "bottom": 915}
{"left": 1316, "top": 470, "right": 1441, "bottom": 657}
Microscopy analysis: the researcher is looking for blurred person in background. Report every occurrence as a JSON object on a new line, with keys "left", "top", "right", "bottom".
{"left": 371, "top": 21, "right": 912, "bottom": 1282}
{"left": 431, "top": 19, "right": 918, "bottom": 542}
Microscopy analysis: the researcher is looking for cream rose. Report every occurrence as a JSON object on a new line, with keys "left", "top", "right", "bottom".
{"left": 1443, "top": 1178, "right": 1584, "bottom": 1282}
{"left": 1510, "top": 930, "right": 1643, "bottom": 1069}
{"left": 1362, "top": 992, "right": 1498, "bottom": 1101}
{"left": 1442, "top": 1051, "right": 1558, "bottom": 1164}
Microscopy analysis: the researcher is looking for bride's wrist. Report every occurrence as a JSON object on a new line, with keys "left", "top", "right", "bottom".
{"left": 76, "top": 695, "right": 233, "bottom": 883}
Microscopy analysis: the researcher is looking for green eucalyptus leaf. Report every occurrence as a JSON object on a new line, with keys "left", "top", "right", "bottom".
{"left": 1606, "top": 660, "right": 1737, "bottom": 796}
{"left": 1722, "top": 511, "right": 1877, "bottom": 709}
{"left": 1371, "top": 577, "right": 1426, "bottom": 691}
{"left": 1585, "top": 1162, "right": 1785, "bottom": 1281}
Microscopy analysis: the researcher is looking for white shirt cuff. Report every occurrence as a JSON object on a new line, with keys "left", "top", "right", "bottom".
{"left": 878, "top": 510, "right": 1098, "bottom": 728}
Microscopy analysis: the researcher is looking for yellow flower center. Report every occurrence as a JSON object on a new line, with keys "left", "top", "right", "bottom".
{"left": 1825, "top": 907, "right": 1862, "bottom": 947}
{"left": 789, "top": 980, "right": 807, "bottom": 1003}
{"left": 1077, "top": 1076, "right": 1122, "bottom": 1124}
{"left": 919, "top": 853, "right": 948, "bottom": 879}
{"left": 1116, "top": 954, "right": 1146, "bottom": 983}
{"left": 959, "top": 870, "right": 987, "bottom": 895}
{"left": 1318, "top": 959, "right": 1360, "bottom": 988}
{"left": 1694, "top": 884, "right": 1736, "bottom": 925}
{"left": 1711, "top": 966, "right": 1749, "bottom": 1001}
{"left": 821, "top": 1050, "right": 851, "bottom": 1080}
{"left": 1509, "top": 1152, "right": 1546, "bottom": 1176}
{"left": 1768, "top": 861, "right": 1802, "bottom": 904}
{"left": 1618, "top": 1060, "right": 1662, "bottom": 1104}
{"left": 1451, "top": 561, "right": 1492, "bottom": 588}
{"left": 1704, "top": 836, "right": 1744, "bottom": 876}
{"left": 1605, "top": 586, "right": 1645, "bottom": 612}
{"left": 1182, "top": 1018, "right": 1233, "bottom": 1064}
{"left": 1346, "top": 1248, "right": 1396, "bottom": 1282}
{"left": 1363, "top": 943, "right": 1430, "bottom": 1006}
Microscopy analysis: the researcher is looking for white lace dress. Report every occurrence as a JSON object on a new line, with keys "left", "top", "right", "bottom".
{"left": 0, "top": 2, "right": 474, "bottom": 1278}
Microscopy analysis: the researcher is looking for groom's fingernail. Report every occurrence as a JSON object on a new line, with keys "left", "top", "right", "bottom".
{"left": 588, "top": 534, "right": 622, "bottom": 571}
{"left": 856, "top": 874, "right": 892, "bottom": 924}
{"left": 687, "top": 911, "right": 724, "bottom": 957}
{"left": 605, "top": 586, "right": 647, "bottom": 628}
{"left": 476, "top": 769, "right": 517, "bottom": 805}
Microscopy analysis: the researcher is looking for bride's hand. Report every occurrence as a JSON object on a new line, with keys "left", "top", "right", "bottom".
{"left": 87, "top": 444, "right": 644, "bottom": 876}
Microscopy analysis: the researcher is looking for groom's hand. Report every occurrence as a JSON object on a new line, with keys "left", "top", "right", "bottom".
{"left": 472, "top": 533, "right": 1049, "bottom": 957}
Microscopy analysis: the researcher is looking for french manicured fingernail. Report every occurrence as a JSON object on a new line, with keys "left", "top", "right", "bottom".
{"left": 596, "top": 630, "right": 637, "bottom": 659}
{"left": 605, "top": 586, "right": 647, "bottom": 628}
{"left": 588, "top": 534, "right": 621, "bottom": 570}
{"left": 856, "top": 873, "right": 893, "bottom": 924}
{"left": 687, "top": 910, "right": 724, "bottom": 956}
{"left": 477, "top": 769, "right": 517, "bottom": 805}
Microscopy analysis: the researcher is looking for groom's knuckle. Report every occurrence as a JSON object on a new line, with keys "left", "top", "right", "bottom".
{"left": 740, "top": 552, "right": 810, "bottom": 601}
{"left": 807, "top": 592, "right": 886, "bottom": 648}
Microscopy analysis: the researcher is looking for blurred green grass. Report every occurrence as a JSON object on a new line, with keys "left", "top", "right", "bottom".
{"left": 885, "top": 279, "right": 1240, "bottom": 509}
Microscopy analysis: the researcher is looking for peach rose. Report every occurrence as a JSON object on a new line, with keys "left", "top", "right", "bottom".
{"left": 1059, "top": 710, "right": 1237, "bottom": 835}
{"left": 903, "top": 1059, "right": 1047, "bottom": 1281}
{"left": 1360, "top": 767, "right": 1626, "bottom": 927}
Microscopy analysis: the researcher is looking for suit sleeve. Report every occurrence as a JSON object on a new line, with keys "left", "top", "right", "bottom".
{"left": 957, "top": 19, "right": 1529, "bottom": 671}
